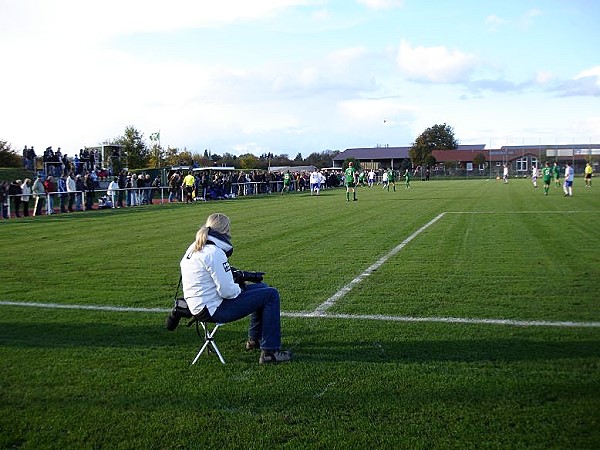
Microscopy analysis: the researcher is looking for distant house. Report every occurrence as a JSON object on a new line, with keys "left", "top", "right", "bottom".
{"left": 332, "top": 145, "right": 485, "bottom": 170}
{"left": 333, "top": 143, "right": 599, "bottom": 177}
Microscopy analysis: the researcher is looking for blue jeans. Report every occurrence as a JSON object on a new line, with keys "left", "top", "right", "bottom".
{"left": 210, "top": 282, "right": 282, "bottom": 351}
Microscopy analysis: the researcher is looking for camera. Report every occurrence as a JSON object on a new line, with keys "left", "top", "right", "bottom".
{"left": 232, "top": 268, "right": 265, "bottom": 284}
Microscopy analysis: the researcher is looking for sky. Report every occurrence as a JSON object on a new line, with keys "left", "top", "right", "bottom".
{"left": 1, "top": 0, "right": 599, "bottom": 158}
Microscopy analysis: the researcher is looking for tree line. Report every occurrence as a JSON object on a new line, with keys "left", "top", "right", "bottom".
{"left": 1, "top": 123, "right": 460, "bottom": 171}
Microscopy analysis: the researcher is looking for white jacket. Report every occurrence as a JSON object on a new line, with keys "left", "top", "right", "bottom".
{"left": 66, "top": 176, "right": 76, "bottom": 193}
{"left": 180, "top": 237, "right": 241, "bottom": 316}
{"left": 107, "top": 181, "right": 119, "bottom": 196}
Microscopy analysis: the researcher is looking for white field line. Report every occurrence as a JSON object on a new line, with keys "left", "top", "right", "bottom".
{"left": 1, "top": 300, "right": 599, "bottom": 328}
{"left": 282, "top": 311, "right": 600, "bottom": 328}
{"left": 312, "top": 212, "right": 446, "bottom": 315}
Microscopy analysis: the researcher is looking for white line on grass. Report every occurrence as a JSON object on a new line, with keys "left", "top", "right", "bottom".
{"left": 0, "top": 301, "right": 167, "bottom": 313}
{"left": 1, "top": 300, "right": 599, "bottom": 328}
{"left": 282, "top": 311, "right": 600, "bottom": 328}
{"left": 312, "top": 213, "right": 446, "bottom": 315}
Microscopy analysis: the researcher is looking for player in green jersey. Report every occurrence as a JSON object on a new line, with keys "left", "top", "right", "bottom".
{"left": 387, "top": 169, "right": 396, "bottom": 192}
{"left": 404, "top": 168, "right": 411, "bottom": 188}
{"left": 552, "top": 162, "right": 561, "bottom": 187}
{"left": 542, "top": 161, "right": 553, "bottom": 195}
{"left": 344, "top": 162, "right": 357, "bottom": 201}
{"left": 281, "top": 170, "right": 291, "bottom": 195}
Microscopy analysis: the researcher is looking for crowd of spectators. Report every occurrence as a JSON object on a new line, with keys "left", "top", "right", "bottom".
{"left": 2, "top": 155, "right": 362, "bottom": 219}
{"left": 164, "top": 168, "right": 345, "bottom": 202}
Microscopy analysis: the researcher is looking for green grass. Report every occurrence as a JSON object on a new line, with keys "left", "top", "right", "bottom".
{"left": 1, "top": 179, "right": 599, "bottom": 449}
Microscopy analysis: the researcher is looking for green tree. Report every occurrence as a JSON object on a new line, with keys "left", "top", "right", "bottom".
{"left": 410, "top": 123, "right": 458, "bottom": 167}
{"left": 176, "top": 150, "right": 195, "bottom": 166}
{"left": 164, "top": 146, "right": 180, "bottom": 167}
{"left": 0, "top": 140, "right": 21, "bottom": 167}
{"left": 294, "top": 152, "right": 303, "bottom": 162}
{"left": 239, "top": 154, "right": 259, "bottom": 169}
{"left": 148, "top": 142, "right": 165, "bottom": 168}
{"left": 115, "top": 126, "right": 149, "bottom": 169}
{"left": 305, "top": 150, "right": 339, "bottom": 168}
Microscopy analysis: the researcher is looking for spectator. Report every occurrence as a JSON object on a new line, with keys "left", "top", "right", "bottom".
{"left": 75, "top": 175, "right": 85, "bottom": 211}
{"left": 149, "top": 175, "right": 161, "bottom": 204}
{"left": 0, "top": 181, "right": 8, "bottom": 219}
{"left": 130, "top": 173, "right": 138, "bottom": 206}
{"left": 84, "top": 173, "right": 95, "bottom": 210}
{"left": 21, "top": 179, "right": 32, "bottom": 217}
{"left": 66, "top": 172, "right": 76, "bottom": 212}
{"left": 8, "top": 180, "right": 22, "bottom": 218}
{"left": 137, "top": 173, "right": 146, "bottom": 204}
{"left": 107, "top": 177, "right": 119, "bottom": 208}
{"left": 168, "top": 171, "right": 181, "bottom": 202}
{"left": 117, "top": 170, "right": 127, "bottom": 208}
{"left": 32, "top": 175, "right": 45, "bottom": 216}
{"left": 57, "top": 173, "right": 68, "bottom": 213}
{"left": 43, "top": 175, "right": 57, "bottom": 215}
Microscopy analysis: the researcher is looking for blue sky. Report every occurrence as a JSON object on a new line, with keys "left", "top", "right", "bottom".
{"left": 1, "top": 0, "right": 599, "bottom": 158}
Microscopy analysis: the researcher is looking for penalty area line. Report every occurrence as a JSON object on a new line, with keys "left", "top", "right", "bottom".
{"left": 313, "top": 212, "right": 446, "bottom": 315}
{"left": 1, "top": 301, "right": 598, "bottom": 328}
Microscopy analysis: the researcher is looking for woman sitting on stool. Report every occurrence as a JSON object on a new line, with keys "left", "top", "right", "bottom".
{"left": 169, "top": 212, "right": 292, "bottom": 364}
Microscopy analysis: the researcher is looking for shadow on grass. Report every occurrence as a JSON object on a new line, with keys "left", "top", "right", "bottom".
{"left": 293, "top": 338, "right": 600, "bottom": 363}
{"left": 1, "top": 321, "right": 598, "bottom": 364}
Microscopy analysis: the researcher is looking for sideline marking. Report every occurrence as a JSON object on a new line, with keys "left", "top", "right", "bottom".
{"left": 313, "top": 213, "right": 446, "bottom": 314}
{"left": 1, "top": 301, "right": 599, "bottom": 328}
{"left": 282, "top": 311, "right": 600, "bottom": 328}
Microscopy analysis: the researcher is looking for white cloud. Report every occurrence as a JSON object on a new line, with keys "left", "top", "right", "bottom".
{"left": 396, "top": 40, "right": 476, "bottom": 83}
{"left": 575, "top": 66, "right": 600, "bottom": 84}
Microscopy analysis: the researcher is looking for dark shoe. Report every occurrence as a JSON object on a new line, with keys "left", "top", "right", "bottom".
{"left": 165, "top": 311, "right": 182, "bottom": 331}
{"left": 246, "top": 339, "right": 260, "bottom": 351}
{"left": 259, "top": 350, "right": 292, "bottom": 364}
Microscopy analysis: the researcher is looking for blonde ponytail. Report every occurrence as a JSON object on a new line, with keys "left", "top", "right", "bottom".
{"left": 192, "top": 213, "right": 231, "bottom": 253}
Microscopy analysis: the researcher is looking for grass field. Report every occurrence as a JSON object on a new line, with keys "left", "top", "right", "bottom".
{"left": 1, "top": 178, "right": 599, "bottom": 449}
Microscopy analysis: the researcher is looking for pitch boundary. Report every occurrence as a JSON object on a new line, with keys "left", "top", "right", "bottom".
{"left": 0, "top": 300, "right": 598, "bottom": 328}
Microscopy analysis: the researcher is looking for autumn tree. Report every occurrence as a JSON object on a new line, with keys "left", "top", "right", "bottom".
{"left": 0, "top": 140, "right": 21, "bottom": 167}
{"left": 410, "top": 123, "right": 458, "bottom": 168}
{"left": 114, "top": 126, "right": 150, "bottom": 169}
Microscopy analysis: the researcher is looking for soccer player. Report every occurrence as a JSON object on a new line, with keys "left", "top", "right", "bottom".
{"left": 381, "top": 170, "right": 389, "bottom": 190}
{"left": 404, "top": 168, "right": 411, "bottom": 188}
{"left": 367, "top": 169, "right": 375, "bottom": 187}
{"left": 563, "top": 162, "right": 574, "bottom": 197}
{"left": 344, "top": 162, "right": 357, "bottom": 201}
{"left": 358, "top": 171, "right": 366, "bottom": 187}
{"left": 531, "top": 165, "right": 538, "bottom": 188}
{"left": 502, "top": 164, "right": 509, "bottom": 183}
{"left": 309, "top": 169, "right": 322, "bottom": 195}
{"left": 281, "top": 170, "right": 291, "bottom": 194}
{"left": 388, "top": 168, "right": 396, "bottom": 191}
{"left": 553, "top": 162, "right": 561, "bottom": 187}
{"left": 584, "top": 162, "right": 592, "bottom": 187}
{"left": 542, "top": 161, "right": 552, "bottom": 196}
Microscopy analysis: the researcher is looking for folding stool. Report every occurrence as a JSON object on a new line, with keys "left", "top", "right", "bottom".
{"left": 172, "top": 275, "right": 227, "bottom": 365}
{"left": 190, "top": 319, "right": 226, "bottom": 365}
